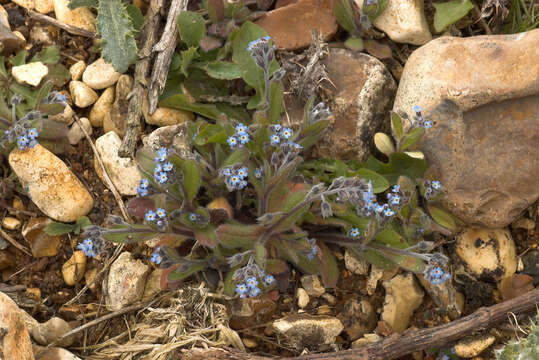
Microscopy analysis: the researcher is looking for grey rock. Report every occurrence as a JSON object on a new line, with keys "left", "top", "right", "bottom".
{"left": 67, "top": 117, "right": 92, "bottom": 145}
{"left": 103, "top": 75, "right": 132, "bottom": 137}
{"left": 316, "top": 49, "right": 396, "bottom": 162}
{"left": 337, "top": 299, "right": 377, "bottom": 341}
{"left": 272, "top": 314, "right": 343, "bottom": 350}
{"left": 142, "top": 123, "right": 191, "bottom": 158}
{"left": 300, "top": 274, "right": 325, "bottom": 297}
{"left": 106, "top": 252, "right": 149, "bottom": 311}
{"left": 31, "top": 317, "right": 75, "bottom": 347}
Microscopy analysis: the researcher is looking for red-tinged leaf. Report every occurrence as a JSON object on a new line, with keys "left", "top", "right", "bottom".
{"left": 319, "top": 242, "right": 339, "bottom": 288}
{"left": 127, "top": 196, "right": 156, "bottom": 219}
{"left": 265, "top": 259, "right": 288, "bottom": 274}
{"left": 194, "top": 225, "right": 218, "bottom": 248}
{"left": 216, "top": 223, "right": 264, "bottom": 249}
{"left": 103, "top": 224, "right": 157, "bottom": 243}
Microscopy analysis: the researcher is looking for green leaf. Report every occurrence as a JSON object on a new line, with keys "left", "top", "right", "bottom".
{"left": 177, "top": 11, "right": 206, "bottom": 47}
{"left": 333, "top": 0, "right": 356, "bottom": 32}
{"left": 159, "top": 94, "right": 224, "bottom": 120}
{"left": 351, "top": 168, "right": 389, "bottom": 193}
{"left": 428, "top": 205, "right": 458, "bottom": 232}
{"left": 10, "top": 50, "right": 27, "bottom": 66}
{"left": 265, "top": 259, "right": 288, "bottom": 274}
{"left": 364, "top": 0, "right": 388, "bottom": 21}
{"left": 75, "top": 216, "right": 92, "bottom": 233}
{"left": 268, "top": 81, "right": 283, "bottom": 124}
{"left": 44, "top": 221, "right": 76, "bottom": 235}
{"left": 194, "top": 225, "right": 218, "bottom": 248}
{"left": 400, "top": 126, "right": 425, "bottom": 152}
{"left": 97, "top": 0, "right": 138, "bottom": 73}
{"left": 221, "top": 148, "right": 249, "bottom": 168}
{"left": 254, "top": 242, "right": 267, "bottom": 269}
{"left": 126, "top": 4, "right": 144, "bottom": 32}
{"left": 216, "top": 223, "right": 264, "bottom": 249}
{"left": 180, "top": 47, "right": 199, "bottom": 76}
{"left": 182, "top": 159, "right": 201, "bottom": 201}
{"left": 103, "top": 224, "right": 157, "bottom": 243}
{"left": 433, "top": 0, "right": 474, "bottom": 33}
{"left": 193, "top": 123, "right": 227, "bottom": 145}
{"left": 207, "top": 0, "right": 225, "bottom": 23}
{"left": 364, "top": 152, "right": 428, "bottom": 185}
{"left": 344, "top": 36, "right": 364, "bottom": 51}
{"left": 205, "top": 61, "right": 242, "bottom": 80}
{"left": 30, "top": 46, "right": 60, "bottom": 64}
{"left": 319, "top": 242, "right": 339, "bottom": 287}
{"left": 69, "top": 0, "right": 98, "bottom": 9}
{"left": 167, "top": 260, "right": 208, "bottom": 282}
{"left": 391, "top": 111, "right": 403, "bottom": 141}
{"left": 42, "top": 63, "right": 70, "bottom": 87}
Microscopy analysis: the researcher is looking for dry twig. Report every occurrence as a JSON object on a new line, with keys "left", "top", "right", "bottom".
{"left": 28, "top": 10, "right": 98, "bottom": 38}
{"left": 0, "top": 227, "right": 32, "bottom": 256}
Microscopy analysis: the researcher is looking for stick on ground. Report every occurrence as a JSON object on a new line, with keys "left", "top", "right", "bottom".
{"left": 28, "top": 10, "right": 98, "bottom": 38}
{"left": 181, "top": 287, "right": 539, "bottom": 360}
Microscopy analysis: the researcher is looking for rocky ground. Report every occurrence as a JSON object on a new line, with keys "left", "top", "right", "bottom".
{"left": 0, "top": 1, "right": 538, "bottom": 360}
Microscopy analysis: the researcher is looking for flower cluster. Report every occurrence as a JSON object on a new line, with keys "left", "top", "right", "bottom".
{"left": 349, "top": 227, "right": 361, "bottom": 237}
{"left": 235, "top": 272, "right": 275, "bottom": 298}
{"left": 136, "top": 178, "right": 150, "bottom": 197}
{"left": 308, "top": 102, "right": 332, "bottom": 123}
{"left": 150, "top": 247, "right": 162, "bottom": 265}
{"left": 153, "top": 148, "right": 174, "bottom": 184}
{"left": 1, "top": 125, "right": 38, "bottom": 150}
{"left": 423, "top": 253, "right": 451, "bottom": 286}
{"left": 145, "top": 208, "right": 168, "bottom": 230}
{"left": 269, "top": 124, "right": 295, "bottom": 146}
{"left": 424, "top": 180, "right": 442, "bottom": 200}
{"left": 246, "top": 36, "right": 275, "bottom": 70}
{"left": 221, "top": 166, "right": 248, "bottom": 191}
{"left": 306, "top": 239, "right": 320, "bottom": 260}
{"left": 412, "top": 105, "right": 433, "bottom": 129}
{"left": 227, "top": 123, "right": 250, "bottom": 148}
{"left": 77, "top": 237, "right": 105, "bottom": 258}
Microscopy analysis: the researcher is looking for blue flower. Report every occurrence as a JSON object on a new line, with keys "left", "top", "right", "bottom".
{"left": 238, "top": 180, "right": 248, "bottom": 190}
{"left": 162, "top": 162, "right": 173, "bottom": 172}
{"left": 238, "top": 132, "right": 250, "bottom": 145}
{"left": 288, "top": 141, "right": 303, "bottom": 150}
{"left": 27, "top": 128, "right": 38, "bottom": 139}
{"left": 349, "top": 227, "right": 360, "bottom": 237}
{"left": 229, "top": 175, "right": 240, "bottom": 186}
{"left": 77, "top": 238, "right": 97, "bottom": 258}
{"left": 237, "top": 167, "right": 248, "bottom": 179}
{"left": 150, "top": 252, "right": 162, "bottom": 264}
{"left": 265, "top": 274, "right": 275, "bottom": 285}
{"left": 273, "top": 124, "right": 282, "bottom": 132}
{"left": 137, "top": 185, "right": 148, "bottom": 197}
{"left": 384, "top": 208, "right": 395, "bottom": 217}
{"left": 56, "top": 93, "right": 68, "bottom": 103}
{"left": 246, "top": 277, "right": 258, "bottom": 289}
{"left": 235, "top": 123, "right": 247, "bottom": 135}
{"left": 236, "top": 283, "right": 248, "bottom": 297}
{"left": 17, "top": 135, "right": 28, "bottom": 149}
{"left": 375, "top": 204, "right": 384, "bottom": 213}
{"left": 392, "top": 185, "right": 400, "bottom": 193}
{"left": 431, "top": 181, "right": 441, "bottom": 190}
{"left": 413, "top": 105, "right": 422, "bottom": 113}
{"left": 222, "top": 168, "right": 231, "bottom": 177}
{"left": 27, "top": 139, "right": 38, "bottom": 148}
{"left": 307, "top": 244, "right": 319, "bottom": 260}
{"left": 140, "top": 178, "right": 149, "bottom": 188}
{"left": 249, "top": 287, "right": 261, "bottom": 297}
{"left": 227, "top": 136, "right": 238, "bottom": 147}
{"left": 254, "top": 168, "right": 262, "bottom": 179}
{"left": 156, "top": 172, "right": 168, "bottom": 184}
{"left": 156, "top": 208, "right": 166, "bottom": 218}
{"left": 145, "top": 210, "right": 156, "bottom": 222}
{"left": 281, "top": 127, "right": 293, "bottom": 139}
{"left": 155, "top": 148, "right": 168, "bottom": 162}
{"left": 154, "top": 163, "right": 163, "bottom": 174}
{"left": 189, "top": 213, "right": 197, "bottom": 222}
{"left": 391, "top": 195, "right": 401, "bottom": 205}
{"left": 270, "top": 134, "right": 280, "bottom": 146}
{"left": 424, "top": 120, "right": 433, "bottom": 129}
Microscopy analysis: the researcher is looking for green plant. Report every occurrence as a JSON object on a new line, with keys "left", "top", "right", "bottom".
{"left": 495, "top": 311, "right": 539, "bottom": 359}
{"left": 79, "top": 31, "right": 459, "bottom": 298}
{"left": 433, "top": 0, "right": 474, "bottom": 33}
{"left": 69, "top": 0, "right": 143, "bottom": 73}
{"left": 503, "top": 0, "right": 539, "bottom": 33}
{"left": 333, "top": 0, "right": 388, "bottom": 51}
{"left": 45, "top": 216, "right": 93, "bottom": 236}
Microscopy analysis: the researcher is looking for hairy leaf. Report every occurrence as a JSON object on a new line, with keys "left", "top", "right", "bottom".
{"left": 177, "top": 11, "right": 206, "bottom": 47}
{"left": 216, "top": 223, "right": 264, "bottom": 249}
{"left": 44, "top": 221, "right": 76, "bottom": 235}
{"left": 30, "top": 46, "right": 60, "bottom": 64}
{"left": 182, "top": 159, "right": 201, "bottom": 201}
{"left": 205, "top": 61, "right": 242, "bottom": 80}
{"left": 69, "top": 0, "right": 98, "bottom": 9}
{"left": 97, "top": 0, "right": 138, "bottom": 73}
{"left": 364, "top": 153, "right": 428, "bottom": 185}
{"left": 391, "top": 111, "right": 403, "bottom": 141}
{"left": 428, "top": 205, "right": 459, "bottom": 232}
{"left": 351, "top": 168, "right": 389, "bottom": 193}
{"left": 126, "top": 4, "right": 144, "bottom": 32}
{"left": 433, "top": 0, "right": 474, "bottom": 33}
{"left": 333, "top": 0, "right": 356, "bottom": 32}
{"left": 400, "top": 126, "right": 425, "bottom": 152}
{"left": 344, "top": 36, "right": 364, "bottom": 51}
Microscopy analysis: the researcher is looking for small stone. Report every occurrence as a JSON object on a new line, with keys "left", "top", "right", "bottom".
{"left": 69, "top": 60, "right": 86, "bottom": 81}
{"left": 367, "top": 265, "right": 384, "bottom": 295}
{"left": 142, "top": 123, "right": 190, "bottom": 157}
{"left": 25, "top": 287, "right": 41, "bottom": 301}
{"left": 300, "top": 274, "right": 325, "bottom": 297}
{"left": 337, "top": 299, "right": 377, "bottom": 341}
{"left": 512, "top": 218, "right": 535, "bottom": 231}
{"left": 316, "top": 49, "right": 396, "bottom": 162}
{"left": 454, "top": 334, "right": 496, "bottom": 358}
{"left": 106, "top": 252, "right": 149, "bottom": 311}
{"left": 67, "top": 117, "right": 92, "bottom": 145}
{"left": 0, "top": 292, "right": 34, "bottom": 360}
{"left": 94, "top": 132, "right": 144, "bottom": 195}
{"left": 62, "top": 250, "right": 87, "bottom": 286}
{"left": 228, "top": 297, "right": 277, "bottom": 330}
{"left": 357, "top": 0, "right": 431, "bottom": 45}
{"left": 144, "top": 107, "right": 194, "bottom": 127}
{"left": 272, "top": 314, "right": 343, "bottom": 351}
{"left": 255, "top": 0, "right": 337, "bottom": 50}
{"left": 12, "top": 62, "right": 48, "bottom": 87}
{"left": 89, "top": 86, "right": 114, "bottom": 127}
{"left": 82, "top": 58, "right": 121, "bottom": 90}
{"left": 142, "top": 268, "right": 163, "bottom": 302}
{"left": 49, "top": 103, "right": 75, "bottom": 125}
{"left": 9, "top": 145, "right": 94, "bottom": 222}
{"left": 242, "top": 337, "right": 258, "bottom": 349}
{"left": 345, "top": 249, "right": 370, "bottom": 275}
{"left": 351, "top": 333, "right": 382, "bottom": 348}
{"left": 2, "top": 217, "right": 21, "bottom": 230}
{"left": 31, "top": 317, "right": 75, "bottom": 347}
{"left": 54, "top": 0, "right": 96, "bottom": 32}
{"left": 456, "top": 228, "right": 517, "bottom": 283}
{"left": 34, "top": 347, "right": 82, "bottom": 360}
{"left": 36, "top": 0, "right": 54, "bottom": 14}
{"left": 296, "top": 288, "right": 309, "bottom": 308}
{"left": 103, "top": 75, "right": 133, "bottom": 136}
{"left": 30, "top": 25, "right": 54, "bottom": 45}
{"left": 381, "top": 274, "right": 424, "bottom": 333}
{"left": 84, "top": 267, "right": 98, "bottom": 292}
{"left": 22, "top": 218, "right": 62, "bottom": 257}
{"left": 69, "top": 80, "right": 98, "bottom": 108}
{"left": 0, "top": 23, "right": 24, "bottom": 55}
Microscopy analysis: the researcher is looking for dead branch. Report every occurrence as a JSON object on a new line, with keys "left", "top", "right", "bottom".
{"left": 181, "top": 287, "right": 539, "bottom": 360}
{"left": 28, "top": 10, "right": 98, "bottom": 38}
{"left": 118, "top": 0, "right": 164, "bottom": 158}
{"left": 147, "top": 0, "right": 188, "bottom": 115}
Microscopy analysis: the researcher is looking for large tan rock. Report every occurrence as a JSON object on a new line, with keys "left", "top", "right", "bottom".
{"left": 9, "top": 145, "right": 94, "bottom": 222}
{"left": 12, "top": 62, "right": 48, "bottom": 87}
{"left": 272, "top": 314, "right": 343, "bottom": 350}
{"left": 0, "top": 291, "right": 34, "bottom": 360}
{"left": 255, "top": 0, "right": 337, "bottom": 50}
{"left": 381, "top": 274, "right": 424, "bottom": 333}
{"left": 315, "top": 49, "right": 396, "bottom": 162}
{"left": 106, "top": 252, "right": 149, "bottom": 311}
{"left": 54, "top": 0, "right": 96, "bottom": 32}
{"left": 394, "top": 30, "right": 539, "bottom": 227}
